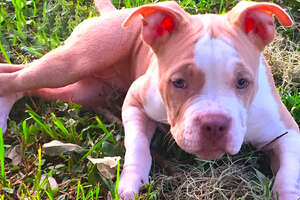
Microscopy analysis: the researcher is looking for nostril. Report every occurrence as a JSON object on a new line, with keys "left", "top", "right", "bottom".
{"left": 199, "top": 114, "right": 232, "bottom": 136}
{"left": 219, "top": 124, "right": 228, "bottom": 132}
{"left": 219, "top": 126, "right": 225, "bottom": 132}
{"left": 205, "top": 125, "right": 212, "bottom": 132}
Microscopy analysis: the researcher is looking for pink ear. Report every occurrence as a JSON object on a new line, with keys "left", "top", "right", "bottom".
{"left": 228, "top": 1, "right": 293, "bottom": 49}
{"left": 122, "top": 2, "right": 186, "bottom": 46}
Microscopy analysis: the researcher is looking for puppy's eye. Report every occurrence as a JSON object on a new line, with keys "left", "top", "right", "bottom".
{"left": 172, "top": 78, "right": 187, "bottom": 89}
{"left": 236, "top": 78, "right": 249, "bottom": 89}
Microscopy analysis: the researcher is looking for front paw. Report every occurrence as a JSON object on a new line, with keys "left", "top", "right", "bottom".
{"left": 273, "top": 172, "right": 300, "bottom": 200}
{"left": 273, "top": 186, "right": 300, "bottom": 200}
{"left": 118, "top": 170, "right": 149, "bottom": 200}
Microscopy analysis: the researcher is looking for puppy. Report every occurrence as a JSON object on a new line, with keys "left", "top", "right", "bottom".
{"left": 0, "top": 1, "right": 298, "bottom": 199}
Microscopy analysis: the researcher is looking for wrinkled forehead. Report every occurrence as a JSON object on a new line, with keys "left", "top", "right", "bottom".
{"left": 193, "top": 14, "right": 260, "bottom": 72}
{"left": 194, "top": 34, "right": 239, "bottom": 72}
{"left": 158, "top": 14, "right": 260, "bottom": 77}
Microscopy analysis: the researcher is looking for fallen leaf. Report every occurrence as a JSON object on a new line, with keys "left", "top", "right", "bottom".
{"left": 5, "top": 144, "right": 21, "bottom": 166}
{"left": 88, "top": 156, "right": 121, "bottom": 179}
{"left": 41, "top": 174, "right": 59, "bottom": 190}
{"left": 42, "top": 140, "right": 82, "bottom": 156}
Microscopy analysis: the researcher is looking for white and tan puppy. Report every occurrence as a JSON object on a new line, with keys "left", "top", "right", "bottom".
{"left": 0, "top": 0, "right": 299, "bottom": 199}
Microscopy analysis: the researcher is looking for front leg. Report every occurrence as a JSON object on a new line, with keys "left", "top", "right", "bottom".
{"left": 118, "top": 106, "right": 156, "bottom": 200}
{"left": 265, "top": 130, "right": 300, "bottom": 199}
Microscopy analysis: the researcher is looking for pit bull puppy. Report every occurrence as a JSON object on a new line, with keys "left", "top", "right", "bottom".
{"left": 0, "top": 0, "right": 299, "bottom": 199}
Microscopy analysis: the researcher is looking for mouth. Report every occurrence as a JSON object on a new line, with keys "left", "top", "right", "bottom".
{"left": 195, "top": 149, "right": 225, "bottom": 160}
{"left": 176, "top": 134, "right": 241, "bottom": 160}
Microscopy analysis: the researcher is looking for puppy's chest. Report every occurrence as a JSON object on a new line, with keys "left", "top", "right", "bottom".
{"left": 245, "top": 57, "right": 286, "bottom": 145}
{"left": 143, "top": 74, "right": 168, "bottom": 124}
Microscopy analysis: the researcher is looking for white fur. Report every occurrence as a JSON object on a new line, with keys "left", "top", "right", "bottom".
{"left": 0, "top": 93, "right": 23, "bottom": 133}
{"left": 272, "top": 129, "right": 300, "bottom": 198}
{"left": 187, "top": 34, "right": 248, "bottom": 154}
{"left": 194, "top": 34, "right": 242, "bottom": 96}
{"left": 200, "top": 15, "right": 211, "bottom": 31}
{"left": 143, "top": 68, "right": 168, "bottom": 123}
{"left": 120, "top": 106, "right": 156, "bottom": 199}
{"left": 245, "top": 56, "right": 286, "bottom": 146}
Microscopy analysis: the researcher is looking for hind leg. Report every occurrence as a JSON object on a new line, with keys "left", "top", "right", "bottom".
{"left": 0, "top": 14, "right": 134, "bottom": 96}
{"left": 30, "top": 78, "right": 110, "bottom": 108}
{"left": 0, "top": 65, "right": 24, "bottom": 132}
{"left": 0, "top": 77, "right": 117, "bottom": 133}
{"left": 0, "top": 13, "right": 135, "bottom": 132}
{"left": 33, "top": 78, "right": 124, "bottom": 124}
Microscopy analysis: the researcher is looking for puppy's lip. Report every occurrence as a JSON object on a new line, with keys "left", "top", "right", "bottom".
{"left": 192, "top": 143, "right": 242, "bottom": 160}
{"left": 195, "top": 150, "right": 225, "bottom": 160}
{"left": 194, "top": 144, "right": 242, "bottom": 160}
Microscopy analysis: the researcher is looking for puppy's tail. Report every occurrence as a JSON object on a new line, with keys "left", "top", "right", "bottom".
{"left": 95, "top": 0, "right": 117, "bottom": 15}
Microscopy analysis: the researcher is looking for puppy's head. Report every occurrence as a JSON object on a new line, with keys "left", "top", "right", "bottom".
{"left": 123, "top": 1, "right": 292, "bottom": 159}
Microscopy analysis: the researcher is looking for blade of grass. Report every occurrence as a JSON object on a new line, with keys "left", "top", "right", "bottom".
{"left": 76, "top": 180, "right": 81, "bottom": 200}
{"left": 42, "top": 0, "right": 47, "bottom": 19}
{"left": 32, "top": 0, "right": 37, "bottom": 16}
{"left": 85, "top": 184, "right": 100, "bottom": 199}
{"left": 0, "top": 40, "right": 11, "bottom": 64}
{"left": 219, "top": 0, "right": 224, "bottom": 14}
{"left": 21, "top": 119, "right": 29, "bottom": 156}
{"left": 95, "top": 116, "right": 116, "bottom": 144}
{"left": 15, "top": 51, "right": 28, "bottom": 63}
{"left": 26, "top": 108, "right": 58, "bottom": 139}
{"left": 114, "top": 160, "right": 120, "bottom": 200}
{"left": 95, "top": 183, "right": 100, "bottom": 200}
{"left": 23, "top": 183, "right": 34, "bottom": 199}
{"left": 146, "top": 180, "right": 154, "bottom": 200}
{"left": 22, "top": 120, "right": 29, "bottom": 146}
{"left": 34, "top": 146, "right": 42, "bottom": 195}
{"left": 80, "top": 183, "right": 86, "bottom": 200}
{"left": 0, "top": 2, "right": 7, "bottom": 24}
{"left": 28, "top": 112, "right": 57, "bottom": 139}
{"left": 80, "top": 131, "right": 112, "bottom": 161}
{"left": 40, "top": 170, "right": 53, "bottom": 190}
{"left": 45, "top": 190, "right": 54, "bottom": 200}
{"left": 0, "top": 128, "right": 6, "bottom": 186}
{"left": 51, "top": 113, "right": 69, "bottom": 138}
{"left": 21, "top": 47, "right": 43, "bottom": 56}
{"left": 124, "top": 0, "right": 131, "bottom": 8}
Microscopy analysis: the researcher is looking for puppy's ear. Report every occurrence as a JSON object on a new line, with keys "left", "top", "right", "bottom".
{"left": 122, "top": 2, "right": 188, "bottom": 48}
{"left": 228, "top": 1, "right": 293, "bottom": 50}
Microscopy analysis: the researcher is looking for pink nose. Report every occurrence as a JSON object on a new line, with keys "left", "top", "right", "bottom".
{"left": 200, "top": 114, "right": 231, "bottom": 138}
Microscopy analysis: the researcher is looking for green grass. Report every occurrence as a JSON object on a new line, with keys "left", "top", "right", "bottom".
{"left": 0, "top": 129, "right": 6, "bottom": 187}
{"left": 0, "top": 0, "right": 299, "bottom": 199}
{"left": 281, "top": 89, "right": 300, "bottom": 124}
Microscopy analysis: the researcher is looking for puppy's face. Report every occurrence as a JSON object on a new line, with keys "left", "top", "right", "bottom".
{"left": 158, "top": 15, "right": 259, "bottom": 159}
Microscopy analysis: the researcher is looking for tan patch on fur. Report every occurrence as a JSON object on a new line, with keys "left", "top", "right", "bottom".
{"left": 160, "top": 64, "right": 205, "bottom": 126}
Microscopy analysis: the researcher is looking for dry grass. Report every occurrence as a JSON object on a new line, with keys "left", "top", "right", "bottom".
{"left": 264, "top": 24, "right": 300, "bottom": 89}
{"left": 149, "top": 153, "right": 269, "bottom": 200}
{"left": 153, "top": 157, "right": 270, "bottom": 200}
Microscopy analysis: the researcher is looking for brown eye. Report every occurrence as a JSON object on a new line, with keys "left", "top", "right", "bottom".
{"left": 236, "top": 78, "right": 249, "bottom": 89}
{"left": 172, "top": 78, "right": 187, "bottom": 89}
